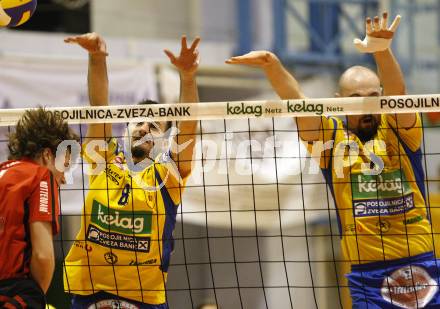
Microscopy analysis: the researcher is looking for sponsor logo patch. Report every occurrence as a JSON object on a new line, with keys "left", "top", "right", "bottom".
{"left": 353, "top": 194, "right": 414, "bottom": 217}
{"left": 39, "top": 181, "right": 49, "bottom": 213}
{"left": 73, "top": 240, "right": 92, "bottom": 252}
{"left": 376, "top": 220, "right": 391, "bottom": 233}
{"left": 129, "top": 258, "right": 157, "bottom": 266}
{"left": 105, "top": 166, "right": 123, "bottom": 185}
{"left": 86, "top": 225, "right": 151, "bottom": 253}
{"left": 351, "top": 170, "right": 415, "bottom": 218}
{"left": 351, "top": 170, "right": 411, "bottom": 199}
{"left": 381, "top": 265, "right": 438, "bottom": 309}
{"left": 104, "top": 252, "right": 118, "bottom": 265}
{"left": 344, "top": 224, "right": 363, "bottom": 234}
{"left": 90, "top": 200, "right": 152, "bottom": 234}
{"left": 403, "top": 215, "right": 424, "bottom": 225}
{"left": 88, "top": 299, "right": 139, "bottom": 309}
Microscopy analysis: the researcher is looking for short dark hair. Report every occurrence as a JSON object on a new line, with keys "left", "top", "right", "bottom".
{"left": 138, "top": 99, "right": 171, "bottom": 130}
{"left": 8, "top": 107, "right": 79, "bottom": 160}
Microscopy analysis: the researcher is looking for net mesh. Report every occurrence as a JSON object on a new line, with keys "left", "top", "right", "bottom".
{"left": 2, "top": 99, "right": 440, "bottom": 309}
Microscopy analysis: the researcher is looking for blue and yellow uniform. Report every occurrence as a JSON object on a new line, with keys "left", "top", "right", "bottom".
{"left": 64, "top": 138, "right": 185, "bottom": 307}
{"left": 310, "top": 114, "right": 440, "bottom": 308}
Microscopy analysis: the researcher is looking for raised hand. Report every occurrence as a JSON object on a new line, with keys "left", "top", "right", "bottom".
{"left": 225, "top": 51, "right": 279, "bottom": 68}
{"left": 164, "top": 36, "right": 201, "bottom": 76}
{"left": 64, "top": 32, "right": 108, "bottom": 55}
{"left": 354, "top": 12, "right": 401, "bottom": 53}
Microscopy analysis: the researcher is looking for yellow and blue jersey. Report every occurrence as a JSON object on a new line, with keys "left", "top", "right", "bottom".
{"left": 64, "top": 138, "right": 186, "bottom": 304}
{"left": 309, "top": 114, "right": 433, "bottom": 264}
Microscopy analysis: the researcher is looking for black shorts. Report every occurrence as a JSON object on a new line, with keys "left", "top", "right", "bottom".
{"left": 0, "top": 278, "right": 45, "bottom": 309}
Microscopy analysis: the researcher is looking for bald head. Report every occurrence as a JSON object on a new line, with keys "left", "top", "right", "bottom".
{"left": 338, "top": 66, "right": 381, "bottom": 97}
{"left": 338, "top": 66, "right": 382, "bottom": 142}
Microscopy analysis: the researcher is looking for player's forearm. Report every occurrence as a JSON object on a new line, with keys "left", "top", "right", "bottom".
{"left": 374, "top": 49, "right": 405, "bottom": 96}
{"left": 261, "top": 56, "right": 321, "bottom": 140}
{"left": 374, "top": 49, "right": 416, "bottom": 128}
{"left": 296, "top": 117, "right": 324, "bottom": 141}
{"left": 263, "top": 57, "right": 306, "bottom": 100}
{"left": 86, "top": 54, "right": 112, "bottom": 142}
{"left": 30, "top": 250, "right": 55, "bottom": 293}
{"left": 173, "top": 73, "right": 198, "bottom": 178}
{"left": 88, "top": 53, "right": 109, "bottom": 106}
{"left": 174, "top": 129, "right": 196, "bottom": 179}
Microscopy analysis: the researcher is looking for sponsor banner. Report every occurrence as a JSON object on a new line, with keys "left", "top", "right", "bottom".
{"left": 353, "top": 193, "right": 415, "bottom": 217}
{"left": 90, "top": 200, "right": 152, "bottom": 234}
{"left": 86, "top": 224, "right": 151, "bottom": 253}
{"left": 1, "top": 94, "right": 440, "bottom": 125}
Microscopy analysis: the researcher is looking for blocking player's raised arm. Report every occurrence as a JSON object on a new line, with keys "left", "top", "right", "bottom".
{"left": 354, "top": 12, "right": 416, "bottom": 129}
{"left": 226, "top": 51, "right": 322, "bottom": 141}
{"left": 164, "top": 36, "right": 200, "bottom": 180}
{"left": 64, "top": 33, "right": 112, "bottom": 144}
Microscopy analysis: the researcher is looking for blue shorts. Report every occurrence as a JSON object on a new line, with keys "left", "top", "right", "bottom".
{"left": 347, "top": 252, "right": 440, "bottom": 309}
{"left": 71, "top": 291, "right": 168, "bottom": 309}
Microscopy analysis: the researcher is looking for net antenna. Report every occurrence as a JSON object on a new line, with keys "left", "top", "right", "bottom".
{"left": 52, "top": 0, "right": 89, "bottom": 9}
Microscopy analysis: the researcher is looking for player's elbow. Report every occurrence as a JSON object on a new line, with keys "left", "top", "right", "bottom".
{"left": 31, "top": 250, "right": 55, "bottom": 272}
{"left": 30, "top": 250, "right": 55, "bottom": 292}
{"left": 178, "top": 164, "right": 193, "bottom": 180}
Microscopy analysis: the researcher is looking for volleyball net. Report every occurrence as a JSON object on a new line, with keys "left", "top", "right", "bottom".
{"left": 3, "top": 94, "right": 440, "bottom": 309}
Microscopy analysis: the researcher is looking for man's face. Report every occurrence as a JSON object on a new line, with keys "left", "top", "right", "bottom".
{"left": 128, "top": 121, "right": 168, "bottom": 162}
{"left": 338, "top": 69, "right": 382, "bottom": 142}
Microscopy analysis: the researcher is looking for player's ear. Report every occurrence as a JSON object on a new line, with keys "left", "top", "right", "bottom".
{"left": 41, "top": 148, "right": 53, "bottom": 165}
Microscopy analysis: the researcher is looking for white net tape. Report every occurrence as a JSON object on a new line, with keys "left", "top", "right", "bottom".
{"left": 0, "top": 94, "right": 438, "bottom": 125}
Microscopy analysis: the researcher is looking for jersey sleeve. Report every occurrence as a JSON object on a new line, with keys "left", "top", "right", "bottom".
{"left": 28, "top": 169, "right": 60, "bottom": 235}
{"left": 385, "top": 113, "right": 422, "bottom": 152}
{"left": 305, "top": 116, "right": 339, "bottom": 169}
{"left": 82, "top": 137, "right": 120, "bottom": 184}
{"left": 153, "top": 151, "right": 186, "bottom": 206}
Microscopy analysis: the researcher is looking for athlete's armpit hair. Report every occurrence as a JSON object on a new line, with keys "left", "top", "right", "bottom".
{"left": 8, "top": 107, "right": 79, "bottom": 160}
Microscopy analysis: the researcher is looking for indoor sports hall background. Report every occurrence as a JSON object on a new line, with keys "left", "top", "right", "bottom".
{"left": 1, "top": 1, "right": 440, "bottom": 308}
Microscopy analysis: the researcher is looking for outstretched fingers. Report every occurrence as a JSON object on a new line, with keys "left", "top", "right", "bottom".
{"left": 366, "top": 17, "right": 373, "bottom": 35}
{"left": 225, "top": 55, "right": 246, "bottom": 64}
{"left": 389, "top": 15, "right": 401, "bottom": 32}
{"left": 64, "top": 36, "right": 81, "bottom": 44}
{"left": 373, "top": 16, "right": 380, "bottom": 32}
{"left": 381, "top": 12, "right": 388, "bottom": 30}
{"left": 163, "top": 49, "right": 177, "bottom": 63}
{"left": 181, "top": 35, "right": 188, "bottom": 51}
{"left": 189, "top": 37, "right": 201, "bottom": 52}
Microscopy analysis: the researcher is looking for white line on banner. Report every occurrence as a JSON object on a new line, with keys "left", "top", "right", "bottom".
{"left": 0, "top": 94, "right": 439, "bottom": 126}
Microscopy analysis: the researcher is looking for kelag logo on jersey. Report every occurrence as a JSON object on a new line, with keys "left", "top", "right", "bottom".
{"left": 351, "top": 170, "right": 411, "bottom": 199}
{"left": 351, "top": 170, "right": 414, "bottom": 217}
{"left": 91, "top": 200, "right": 152, "bottom": 234}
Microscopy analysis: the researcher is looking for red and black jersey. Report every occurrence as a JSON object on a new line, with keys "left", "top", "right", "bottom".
{"left": 0, "top": 159, "right": 59, "bottom": 281}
